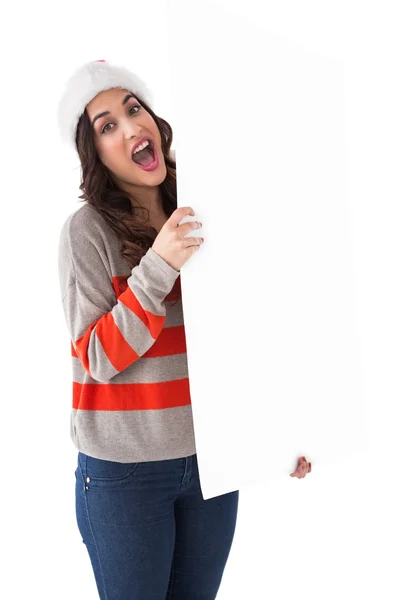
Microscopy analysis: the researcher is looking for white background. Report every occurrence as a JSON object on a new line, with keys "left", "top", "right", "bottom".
{"left": 1, "top": 1, "right": 399, "bottom": 598}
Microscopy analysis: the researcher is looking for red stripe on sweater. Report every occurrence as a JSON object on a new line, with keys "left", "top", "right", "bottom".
{"left": 112, "top": 274, "right": 182, "bottom": 302}
{"left": 74, "top": 313, "right": 140, "bottom": 374}
{"left": 72, "top": 325, "right": 187, "bottom": 361}
{"left": 118, "top": 284, "right": 165, "bottom": 339}
{"left": 143, "top": 325, "right": 187, "bottom": 357}
{"left": 72, "top": 378, "right": 191, "bottom": 410}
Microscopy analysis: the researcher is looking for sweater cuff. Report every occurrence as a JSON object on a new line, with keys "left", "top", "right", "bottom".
{"left": 145, "top": 247, "right": 180, "bottom": 279}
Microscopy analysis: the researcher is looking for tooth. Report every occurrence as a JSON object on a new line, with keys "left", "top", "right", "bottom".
{"left": 133, "top": 140, "right": 149, "bottom": 154}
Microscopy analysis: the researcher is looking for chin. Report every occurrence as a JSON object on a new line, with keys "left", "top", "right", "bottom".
{"left": 137, "top": 166, "right": 167, "bottom": 187}
{"left": 152, "top": 160, "right": 168, "bottom": 181}
{"left": 155, "top": 166, "right": 168, "bottom": 185}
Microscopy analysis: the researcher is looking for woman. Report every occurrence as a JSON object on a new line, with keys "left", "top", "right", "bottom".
{"left": 57, "top": 59, "right": 311, "bottom": 600}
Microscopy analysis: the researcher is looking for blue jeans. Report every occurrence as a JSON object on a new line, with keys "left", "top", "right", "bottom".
{"left": 75, "top": 451, "right": 239, "bottom": 599}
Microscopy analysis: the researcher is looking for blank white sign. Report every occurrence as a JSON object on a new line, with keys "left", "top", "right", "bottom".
{"left": 167, "top": 0, "right": 369, "bottom": 500}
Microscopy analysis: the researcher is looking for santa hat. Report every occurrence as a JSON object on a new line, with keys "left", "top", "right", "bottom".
{"left": 57, "top": 59, "right": 154, "bottom": 151}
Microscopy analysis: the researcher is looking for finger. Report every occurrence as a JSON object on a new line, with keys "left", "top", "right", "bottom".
{"left": 170, "top": 207, "right": 195, "bottom": 228}
{"left": 183, "top": 236, "right": 203, "bottom": 248}
{"left": 291, "top": 458, "right": 308, "bottom": 478}
{"left": 290, "top": 463, "right": 303, "bottom": 478}
{"left": 301, "top": 457, "right": 310, "bottom": 477}
{"left": 179, "top": 220, "right": 202, "bottom": 237}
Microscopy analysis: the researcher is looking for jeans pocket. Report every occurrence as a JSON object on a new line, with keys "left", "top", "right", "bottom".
{"left": 79, "top": 453, "right": 140, "bottom": 491}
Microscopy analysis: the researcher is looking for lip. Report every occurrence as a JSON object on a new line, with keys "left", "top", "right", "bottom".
{"left": 131, "top": 136, "right": 153, "bottom": 155}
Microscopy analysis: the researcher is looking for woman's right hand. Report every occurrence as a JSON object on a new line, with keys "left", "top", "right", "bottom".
{"left": 151, "top": 206, "right": 204, "bottom": 271}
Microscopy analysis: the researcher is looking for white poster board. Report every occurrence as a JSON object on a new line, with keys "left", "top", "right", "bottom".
{"left": 167, "top": 0, "right": 369, "bottom": 500}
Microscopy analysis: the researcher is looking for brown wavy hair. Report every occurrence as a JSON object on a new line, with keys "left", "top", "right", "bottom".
{"left": 74, "top": 92, "right": 177, "bottom": 272}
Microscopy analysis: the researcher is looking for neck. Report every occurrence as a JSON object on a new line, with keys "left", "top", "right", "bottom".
{"left": 130, "top": 188, "right": 165, "bottom": 221}
{"left": 113, "top": 176, "right": 165, "bottom": 220}
{"left": 107, "top": 171, "right": 166, "bottom": 222}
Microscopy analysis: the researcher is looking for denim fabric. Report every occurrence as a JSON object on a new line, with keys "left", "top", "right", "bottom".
{"left": 75, "top": 451, "right": 239, "bottom": 599}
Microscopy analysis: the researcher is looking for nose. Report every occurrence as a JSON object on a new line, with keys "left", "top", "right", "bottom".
{"left": 124, "top": 120, "right": 142, "bottom": 139}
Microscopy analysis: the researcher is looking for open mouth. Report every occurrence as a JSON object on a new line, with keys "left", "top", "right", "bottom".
{"left": 131, "top": 140, "right": 155, "bottom": 167}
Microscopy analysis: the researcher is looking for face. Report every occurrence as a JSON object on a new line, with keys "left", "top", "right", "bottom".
{"left": 86, "top": 87, "right": 167, "bottom": 198}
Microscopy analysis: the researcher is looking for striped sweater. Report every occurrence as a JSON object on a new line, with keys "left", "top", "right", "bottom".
{"left": 57, "top": 202, "right": 197, "bottom": 463}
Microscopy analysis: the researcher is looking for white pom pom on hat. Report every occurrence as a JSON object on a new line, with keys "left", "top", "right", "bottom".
{"left": 57, "top": 59, "right": 155, "bottom": 151}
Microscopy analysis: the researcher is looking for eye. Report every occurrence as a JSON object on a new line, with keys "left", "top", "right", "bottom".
{"left": 101, "top": 104, "right": 141, "bottom": 134}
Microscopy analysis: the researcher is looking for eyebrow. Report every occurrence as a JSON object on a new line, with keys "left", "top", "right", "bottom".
{"left": 91, "top": 93, "right": 135, "bottom": 128}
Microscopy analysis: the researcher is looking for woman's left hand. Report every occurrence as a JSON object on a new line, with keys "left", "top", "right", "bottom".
{"left": 290, "top": 456, "right": 312, "bottom": 478}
